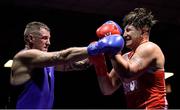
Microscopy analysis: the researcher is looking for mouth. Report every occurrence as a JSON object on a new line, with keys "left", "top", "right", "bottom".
{"left": 43, "top": 46, "right": 49, "bottom": 51}
{"left": 124, "top": 36, "right": 131, "bottom": 41}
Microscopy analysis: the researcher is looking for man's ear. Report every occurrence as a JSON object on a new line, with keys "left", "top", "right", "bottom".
{"left": 25, "top": 34, "right": 35, "bottom": 48}
{"left": 27, "top": 34, "right": 34, "bottom": 43}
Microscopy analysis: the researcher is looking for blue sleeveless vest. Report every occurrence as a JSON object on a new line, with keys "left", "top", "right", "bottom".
{"left": 16, "top": 66, "right": 55, "bottom": 109}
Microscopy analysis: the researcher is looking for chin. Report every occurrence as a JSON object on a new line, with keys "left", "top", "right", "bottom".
{"left": 126, "top": 42, "right": 130, "bottom": 47}
{"left": 126, "top": 43, "right": 132, "bottom": 49}
{"left": 42, "top": 49, "right": 48, "bottom": 52}
{"left": 126, "top": 41, "right": 132, "bottom": 47}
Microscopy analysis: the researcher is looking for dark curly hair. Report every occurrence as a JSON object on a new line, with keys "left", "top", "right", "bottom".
{"left": 123, "top": 8, "right": 157, "bottom": 31}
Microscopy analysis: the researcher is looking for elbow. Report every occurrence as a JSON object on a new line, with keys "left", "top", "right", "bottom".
{"left": 10, "top": 77, "right": 17, "bottom": 86}
{"left": 102, "top": 91, "right": 113, "bottom": 96}
{"left": 121, "top": 72, "right": 133, "bottom": 78}
{"left": 101, "top": 89, "right": 114, "bottom": 96}
{"left": 120, "top": 68, "right": 140, "bottom": 79}
{"left": 10, "top": 74, "right": 15, "bottom": 85}
{"left": 118, "top": 65, "right": 138, "bottom": 78}
{"left": 120, "top": 70, "right": 136, "bottom": 78}
{"left": 10, "top": 76, "right": 20, "bottom": 86}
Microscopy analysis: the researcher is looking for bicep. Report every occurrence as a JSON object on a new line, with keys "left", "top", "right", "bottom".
{"left": 16, "top": 49, "right": 58, "bottom": 68}
{"left": 17, "top": 47, "right": 88, "bottom": 68}
{"left": 129, "top": 49, "right": 154, "bottom": 73}
{"left": 129, "top": 54, "right": 146, "bottom": 72}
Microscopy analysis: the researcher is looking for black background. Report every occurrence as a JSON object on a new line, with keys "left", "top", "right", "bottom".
{"left": 0, "top": 1, "right": 179, "bottom": 109}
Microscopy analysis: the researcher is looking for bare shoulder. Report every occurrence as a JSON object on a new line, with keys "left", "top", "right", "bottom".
{"left": 136, "top": 42, "right": 162, "bottom": 54}
{"left": 10, "top": 49, "right": 42, "bottom": 85}
{"left": 14, "top": 49, "right": 44, "bottom": 60}
{"left": 12, "top": 49, "right": 48, "bottom": 69}
{"left": 136, "top": 42, "right": 164, "bottom": 65}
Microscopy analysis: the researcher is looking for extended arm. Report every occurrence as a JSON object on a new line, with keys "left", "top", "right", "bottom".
{"left": 11, "top": 34, "right": 124, "bottom": 85}
{"left": 11, "top": 47, "right": 88, "bottom": 85}
{"left": 55, "top": 58, "right": 91, "bottom": 71}
{"left": 13, "top": 47, "right": 88, "bottom": 68}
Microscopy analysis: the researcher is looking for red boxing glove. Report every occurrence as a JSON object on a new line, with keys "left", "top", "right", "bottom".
{"left": 96, "top": 20, "right": 123, "bottom": 38}
{"left": 89, "top": 53, "right": 108, "bottom": 76}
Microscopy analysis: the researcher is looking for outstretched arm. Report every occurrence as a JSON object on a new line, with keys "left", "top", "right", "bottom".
{"left": 55, "top": 58, "right": 91, "bottom": 71}
{"left": 11, "top": 47, "right": 88, "bottom": 85}
{"left": 11, "top": 34, "right": 124, "bottom": 85}
{"left": 13, "top": 47, "right": 88, "bottom": 68}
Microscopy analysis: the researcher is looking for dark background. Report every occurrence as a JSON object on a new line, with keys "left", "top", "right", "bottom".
{"left": 0, "top": 0, "right": 180, "bottom": 109}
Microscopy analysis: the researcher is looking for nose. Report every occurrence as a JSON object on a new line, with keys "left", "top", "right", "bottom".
{"left": 123, "top": 31, "right": 127, "bottom": 37}
{"left": 47, "top": 39, "right": 51, "bottom": 45}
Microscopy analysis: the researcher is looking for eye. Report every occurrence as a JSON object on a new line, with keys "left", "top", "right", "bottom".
{"left": 126, "top": 28, "right": 130, "bottom": 32}
{"left": 41, "top": 36, "right": 49, "bottom": 40}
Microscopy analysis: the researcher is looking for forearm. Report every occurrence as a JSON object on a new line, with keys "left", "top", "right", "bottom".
{"left": 55, "top": 58, "right": 91, "bottom": 71}
{"left": 31, "top": 47, "right": 89, "bottom": 68}
{"left": 68, "top": 58, "right": 91, "bottom": 71}
{"left": 52, "top": 47, "right": 88, "bottom": 64}
{"left": 97, "top": 75, "right": 121, "bottom": 95}
{"left": 89, "top": 53, "right": 120, "bottom": 95}
{"left": 111, "top": 54, "right": 133, "bottom": 78}
{"left": 60, "top": 47, "right": 88, "bottom": 62}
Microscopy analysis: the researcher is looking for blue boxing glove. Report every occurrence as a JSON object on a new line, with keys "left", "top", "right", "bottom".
{"left": 87, "top": 34, "right": 124, "bottom": 56}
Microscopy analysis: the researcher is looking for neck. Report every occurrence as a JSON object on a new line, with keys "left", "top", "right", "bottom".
{"left": 131, "top": 37, "right": 149, "bottom": 51}
{"left": 140, "top": 39, "right": 148, "bottom": 45}
{"left": 25, "top": 45, "right": 31, "bottom": 50}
